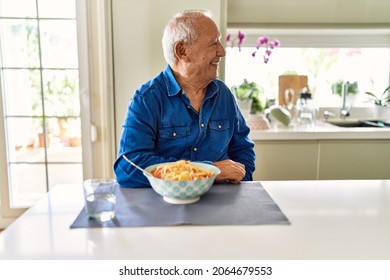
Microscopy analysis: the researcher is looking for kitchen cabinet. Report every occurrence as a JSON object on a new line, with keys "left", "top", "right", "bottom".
{"left": 253, "top": 140, "right": 318, "bottom": 180}
{"left": 253, "top": 139, "right": 390, "bottom": 180}
{"left": 318, "top": 140, "right": 390, "bottom": 179}
{"left": 228, "top": 0, "right": 390, "bottom": 25}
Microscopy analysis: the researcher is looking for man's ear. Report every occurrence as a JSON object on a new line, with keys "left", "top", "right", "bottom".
{"left": 174, "top": 42, "right": 188, "bottom": 61}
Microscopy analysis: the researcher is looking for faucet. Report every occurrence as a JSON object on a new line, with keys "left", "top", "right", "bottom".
{"left": 340, "top": 82, "right": 350, "bottom": 119}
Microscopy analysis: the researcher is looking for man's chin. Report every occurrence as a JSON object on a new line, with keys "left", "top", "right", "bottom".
{"left": 211, "top": 68, "right": 219, "bottom": 80}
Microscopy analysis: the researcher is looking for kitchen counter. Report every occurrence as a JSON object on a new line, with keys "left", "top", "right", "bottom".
{"left": 1, "top": 180, "right": 390, "bottom": 260}
{"left": 250, "top": 121, "right": 390, "bottom": 140}
{"left": 251, "top": 106, "right": 390, "bottom": 140}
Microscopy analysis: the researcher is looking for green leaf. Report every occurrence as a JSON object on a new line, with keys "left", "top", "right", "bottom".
{"left": 231, "top": 79, "right": 267, "bottom": 113}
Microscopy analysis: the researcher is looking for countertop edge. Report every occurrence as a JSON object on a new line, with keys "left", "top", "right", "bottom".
{"left": 250, "top": 127, "right": 390, "bottom": 140}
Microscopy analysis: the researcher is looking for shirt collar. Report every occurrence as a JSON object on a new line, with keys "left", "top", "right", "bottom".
{"left": 163, "top": 65, "right": 182, "bottom": 97}
{"left": 163, "top": 64, "right": 219, "bottom": 98}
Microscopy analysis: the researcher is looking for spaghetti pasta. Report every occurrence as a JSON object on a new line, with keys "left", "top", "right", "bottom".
{"left": 151, "top": 160, "right": 214, "bottom": 181}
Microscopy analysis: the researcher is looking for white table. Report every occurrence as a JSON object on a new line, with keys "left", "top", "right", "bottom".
{"left": 1, "top": 180, "right": 390, "bottom": 260}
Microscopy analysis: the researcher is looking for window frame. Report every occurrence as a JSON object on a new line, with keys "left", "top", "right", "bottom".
{"left": 225, "top": 26, "right": 390, "bottom": 102}
{"left": 0, "top": 0, "right": 96, "bottom": 221}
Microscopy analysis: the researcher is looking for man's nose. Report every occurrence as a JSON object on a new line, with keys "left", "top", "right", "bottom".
{"left": 217, "top": 41, "right": 226, "bottom": 57}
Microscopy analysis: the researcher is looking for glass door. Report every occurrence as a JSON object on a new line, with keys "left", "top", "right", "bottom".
{"left": 0, "top": 0, "right": 83, "bottom": 212}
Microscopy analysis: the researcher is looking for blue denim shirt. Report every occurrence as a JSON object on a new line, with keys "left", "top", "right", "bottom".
{"left": 113, "top": 65, "right": 255, "bottom": 188}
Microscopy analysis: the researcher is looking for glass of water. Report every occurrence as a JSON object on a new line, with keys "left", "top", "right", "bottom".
{"left": 83, "top": 178, "right": 118, "bottom": 222}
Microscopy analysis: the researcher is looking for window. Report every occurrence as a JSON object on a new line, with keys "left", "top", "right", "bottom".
{"left": 0, "top": 0, "right": 82, "bottom": 209}
{"left": 225, "top": 28, "right": 390, "bottom": 109}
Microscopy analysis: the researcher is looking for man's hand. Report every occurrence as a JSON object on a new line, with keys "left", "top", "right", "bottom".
{"left": 213, "top": 159, "right": 246, "bottom": 184}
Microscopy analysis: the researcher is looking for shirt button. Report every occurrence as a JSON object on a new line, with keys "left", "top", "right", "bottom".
{"left": 193, "top": 147, "right": 197, "bottom": 152}
{"left": 201, "top": 123, "right": 205, "bottom": 128}
{"left": 218, "top": 124, "right": 222, "bottom": 129}
{"left": 172, "top": 132, "right": 176, "bottom": 137}
{"left": 187, "top": 105, "right": 191, "bottom": 109}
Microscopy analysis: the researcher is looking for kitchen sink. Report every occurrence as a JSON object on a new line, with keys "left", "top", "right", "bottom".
{"left": 327, "top": 119, "right": 390, "bottom": 128}
{"left": 319, "top": 107, "right": 390, "bottom": 128}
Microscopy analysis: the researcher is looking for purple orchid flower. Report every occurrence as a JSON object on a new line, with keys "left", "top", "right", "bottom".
{"left": 226, "top": 33, "right": 231, "bottom": 43}
{"left": 226, "top": 31, "right": 279, "bottom": 63}
{"left": 237, "top": 31, "right": 246, "bottom": 51}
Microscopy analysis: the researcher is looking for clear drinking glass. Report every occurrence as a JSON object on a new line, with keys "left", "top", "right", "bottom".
{"left": 83, "top": 178, "right": 118, "bottom": 222}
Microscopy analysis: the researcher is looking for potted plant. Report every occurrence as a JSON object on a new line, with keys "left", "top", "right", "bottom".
{"left": 365, "top": 85, "right": 390, "bottom": 107}
{"left": 31, "top": 72, "right": 81, "bottom": 147}
{"left": 231, "top": 79, "right": 268, "bottom": 115}
{"left": 231, "top": 79, "right": 270, "bottom": 130}
{"left": 226, "top": 32, "right": 279, "bottom": 130}
{"left": 332, "top": 80, "right": 359, "bottom": 97}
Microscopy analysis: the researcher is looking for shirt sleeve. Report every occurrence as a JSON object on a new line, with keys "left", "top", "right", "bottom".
{"left": 113, "top": 92, "right": 177, "bottom": 188}
{"left": 226, "top": 89, "right": 256, "bottom": 181}
{"left": 231, "top": 121, "right": 256, "bottom": 181}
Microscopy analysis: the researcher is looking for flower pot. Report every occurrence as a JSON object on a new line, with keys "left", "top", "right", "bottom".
{"left": 69, "top": 137, "right": 81, "bottom": 147}
{"left": 38, "top": 133, "right": 50, "bottom": 148}
{"left": 247, "top": 114, "right": 271, "bottom": 130}
{"left": 236, "top": 99, "right": 253, "bottom": 119}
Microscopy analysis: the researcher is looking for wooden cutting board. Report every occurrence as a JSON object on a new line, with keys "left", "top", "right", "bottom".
{"left": 278, "top": 75, "right": 308, "bottom": 107}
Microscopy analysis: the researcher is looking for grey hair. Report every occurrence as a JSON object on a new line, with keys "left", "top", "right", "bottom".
{"left": 162, "top": 10, "right": 212, "bottom": 65}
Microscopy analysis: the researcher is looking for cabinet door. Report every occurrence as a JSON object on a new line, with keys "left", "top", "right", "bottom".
{"left": 253, "top": 140, "right": 318, "bottom": 180}
{"left": 318, "top": 140, "right": 390, "bottom": 179}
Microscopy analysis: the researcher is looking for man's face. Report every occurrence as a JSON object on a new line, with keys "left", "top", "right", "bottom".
{"left": 185, "top": 17, "right": 226, "bottom": 84}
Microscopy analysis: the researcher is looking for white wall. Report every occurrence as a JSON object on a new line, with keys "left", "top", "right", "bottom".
{"left": 112, "top": 0, "right": 225, "bottom": 146}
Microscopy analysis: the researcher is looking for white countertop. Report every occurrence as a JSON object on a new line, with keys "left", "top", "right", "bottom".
{"left": 1, "top": 180, "right": 390, "bottom": 260}
{"left": 250, "top": 106, "right": 390, "bottom": 140}
{"left": 250, "top": 122, "right": 390, "bottom": 140}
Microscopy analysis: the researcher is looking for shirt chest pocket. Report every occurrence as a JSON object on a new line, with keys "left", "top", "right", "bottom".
{"left": 159, "top": 125, "right": 190, "bottom": 139}
{"left": 209, "top": 120, "right": 231, "bottom": 153}
{"left": 158, "top": 125, "right": 192, "bottom": 156}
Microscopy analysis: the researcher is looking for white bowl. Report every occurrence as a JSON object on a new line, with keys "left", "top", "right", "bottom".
{"left": 144, "top": 162, "right": 221, "bottom": 204}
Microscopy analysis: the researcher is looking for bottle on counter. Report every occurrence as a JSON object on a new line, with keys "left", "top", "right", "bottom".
{"left": 294, "top": 88, "right": 318, "bottom": 127}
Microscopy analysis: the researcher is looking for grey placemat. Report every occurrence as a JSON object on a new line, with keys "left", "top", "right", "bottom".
{"left": 70, "top": 181, "right": 290, "bottom": 228}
